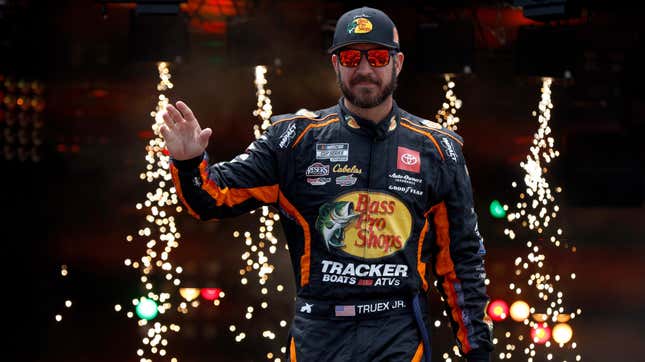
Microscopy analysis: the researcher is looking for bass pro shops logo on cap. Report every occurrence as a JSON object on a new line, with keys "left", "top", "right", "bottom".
{"left": 347, "top": 17, "right": 373, "bottom": 34}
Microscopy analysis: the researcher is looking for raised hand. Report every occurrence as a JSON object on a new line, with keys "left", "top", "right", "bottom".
{"left": 160, "top": 101, "right": 212, "bottom": 161}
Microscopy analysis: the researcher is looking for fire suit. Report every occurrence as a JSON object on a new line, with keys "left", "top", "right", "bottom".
{"left": 170, "top": 99, "right": 493, "bottom": 361}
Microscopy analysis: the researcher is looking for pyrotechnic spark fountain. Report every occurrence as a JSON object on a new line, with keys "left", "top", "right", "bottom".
{"left": 494, "top": 78, "right": 582, "bottom": 361}
{"left": 117, "top": 62, "right": 224, "bottom": 361}
{"left": 435, "top": 74, "right": 462, "bottom": 131}
{"left": 436, "top": 78, "right": 582, "bottom": 361}
{"left": 226, "top": 65, "right": 289, "bottom": 362}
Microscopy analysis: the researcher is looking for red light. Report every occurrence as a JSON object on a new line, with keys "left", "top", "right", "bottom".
{"left": 487, "top": 299, "right": 509, "bottom": 322}
{"left": 200, "top": 288, "right": 221, "bottom": 301}
{"left": 91, "top": 89, "right": 109, "bottom": 98}
{"left": 138, "top": 130, "right": 154, "bottom": 140}
{"left": 531, "top": 323, "right": 552, "bottom": 344}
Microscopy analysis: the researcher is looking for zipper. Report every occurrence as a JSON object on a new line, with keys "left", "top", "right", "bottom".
{"left": 365, "top": 135, "right": 380, "bottom": 260}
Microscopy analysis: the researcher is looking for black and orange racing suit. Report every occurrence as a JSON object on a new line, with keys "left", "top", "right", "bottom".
{"left": 170, "top": 99, "right": 494, "bottom": 362}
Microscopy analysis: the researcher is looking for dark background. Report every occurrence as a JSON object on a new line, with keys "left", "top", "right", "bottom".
{"left": 1, "top": 1, "right": 643, "bottom": 361}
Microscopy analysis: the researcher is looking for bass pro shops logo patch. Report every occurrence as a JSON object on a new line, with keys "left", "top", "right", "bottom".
{"left": 347, "top": 17, "right": 373, "bottom": 34}
{"left": 315, "top": 191, "right": 412, "bottom": 259}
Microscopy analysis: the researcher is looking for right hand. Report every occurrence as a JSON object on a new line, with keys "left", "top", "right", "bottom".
{"left": 160, "top": 101, "right": 212, "bottom": 161}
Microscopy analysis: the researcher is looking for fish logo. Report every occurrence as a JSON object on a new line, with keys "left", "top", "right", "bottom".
{"left": 315, "top": 201, "right": 360, "bottom": 251}
{"left": 347, "top": 18, "right": 373, "bottom": 34}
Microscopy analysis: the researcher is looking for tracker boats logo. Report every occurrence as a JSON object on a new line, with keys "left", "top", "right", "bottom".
{"left": 315, "top": 191, "right": 412, "bottom": 259}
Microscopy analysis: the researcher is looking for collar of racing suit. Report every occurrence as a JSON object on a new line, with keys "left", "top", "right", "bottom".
{"left": 338, "top": 98, "right": 399, "bottom": 141}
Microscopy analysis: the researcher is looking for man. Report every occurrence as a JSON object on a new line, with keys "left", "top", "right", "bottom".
{"left": 161, "top": 6, "right": 493, "bottom": 362}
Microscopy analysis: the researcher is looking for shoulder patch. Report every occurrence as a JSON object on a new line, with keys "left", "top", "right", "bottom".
{"left": 278, "top": 122, "right": 298, "bottom": 149}
{"left": 295, "top": 108, "right": 318, "bottom": 118}
{"left": 420, "top": 118, "right": 442, "bottom": 129}
{"left": 269, "top": 106, "right": 340, "bottom": 149}
{"left": 439, "top": 137, "right": 458, "bottom": 162}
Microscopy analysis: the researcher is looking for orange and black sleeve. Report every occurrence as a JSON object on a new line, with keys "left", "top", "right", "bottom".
{"left": 427, "top": 136, "right": 494, "bottom": 361}
{"left": 169, "top": 127, "right": 280, "bottom": 221}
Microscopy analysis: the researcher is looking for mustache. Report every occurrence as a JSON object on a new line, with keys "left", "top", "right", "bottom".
{"left": 350, "top": 75, "right": 381, "bottom": 86}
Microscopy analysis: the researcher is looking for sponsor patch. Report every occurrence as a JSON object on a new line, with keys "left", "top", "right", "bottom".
{"left": 278, "top": 123, "right": 297, "bottom": 149}
{"left": 307, "top": 177, "right": 331, "bottom": 186}
{"left": 388, "top": 116, "right": 397, "bottom": 131}
{"left": 315, "top": 191, "right": 412, "bottom": 259}
{"left": 388, "top": 172, "right": 422, "bottom": 186}
{"left": 420, "top": 119, "right": 441, "bottom": 129}
{"left": 348, "top": 17, "right": 373, "bottom": 34}
{"left": 397, "top": 146, "right": 420, "bottom": 173}
{"left": 316, "top": 143, "right": 349, "bottom": 162}
{"left": 388, "top": 184, "right": 423, "bottom": 196}
{"left": 335, "top": 174, "right": 358, "bottom": 187}
{"left": 333, "top": 164, "right": 362, "bottom": 174}
{"left": 306, "top": 162, "right": 329, "bottom": 177}
{"left": 345, "top": 115, "right": 360, "bottom": 129}
{"left": 441, "top": 138, "right": 458, "bottom": 162}
{"left": 321, "top": 259, "right": 408, "bottom": 287}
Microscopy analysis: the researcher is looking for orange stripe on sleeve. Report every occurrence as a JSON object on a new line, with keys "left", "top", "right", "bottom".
{"left": 198, "top": 160, "right": 279, "bottom": 206}
{"left": 291, "top": 118, "right": 340, "bottom": 148}
{"left": 400, "top": 122, "right": 445, "bottom": 161}
{"left": 416, "top": 219, "right": 431, "bottom": 291}
{"left": 278, "top": 191, "right": 311, "bottom": 287}
{"left": 170, "top": 163, "right": 201, "bottom": 219}
{"left": 290, "top": 337, "right": 297, "bottom": 362}
{"left": 431, "top": 202, "right": 472, "bottom": 353}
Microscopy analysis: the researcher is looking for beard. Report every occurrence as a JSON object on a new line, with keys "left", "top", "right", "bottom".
{"left": 338, "top": 65, "right": 397, "bottom": 109}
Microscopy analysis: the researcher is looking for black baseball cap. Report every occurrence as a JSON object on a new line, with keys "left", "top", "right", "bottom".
{"left": 328, "top": 7, "right": 400, "bottom": 54}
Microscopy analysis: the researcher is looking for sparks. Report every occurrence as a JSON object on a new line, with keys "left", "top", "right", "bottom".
{"left": 494, "top": 78, "right": 582, "bottom": 361}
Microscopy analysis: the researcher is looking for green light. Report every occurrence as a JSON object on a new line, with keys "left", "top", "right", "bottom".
{"left": 135, "top": 297, "right": 158, "bottom": 320}
{"left": 489, "top": 200, "right": 506, "bottom": 219}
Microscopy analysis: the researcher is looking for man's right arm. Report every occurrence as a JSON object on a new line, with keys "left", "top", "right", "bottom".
{"left": 169, "top": 128, "right": 280, "bottom": 221}
{"left": 160, "top": 101, "right": 281, "bottom": 221}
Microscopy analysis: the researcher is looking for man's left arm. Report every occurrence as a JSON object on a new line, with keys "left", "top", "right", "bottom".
{"left": 429, "top": 136, "right": 494, "bottom": 361}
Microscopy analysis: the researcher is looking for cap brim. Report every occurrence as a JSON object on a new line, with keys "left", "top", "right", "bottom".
{"left": 328, "top": 41, "right": 399, "bottom": 54}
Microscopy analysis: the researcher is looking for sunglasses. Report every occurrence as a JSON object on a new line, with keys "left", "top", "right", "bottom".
{"left": 337, "top": 48, "right": 394, "bottom": 68}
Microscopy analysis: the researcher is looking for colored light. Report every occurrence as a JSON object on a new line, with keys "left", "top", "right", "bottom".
{"left": 487, "top": 299, "right": 509, "bottom": 322}
{"left": 489, "top": 200, "right": 506, "bottom": 218}
{"left": 135, "top": 297, "right": 158, "bottom": 321}
{"left": 531, "top": 323, "right": 551, "bottom": 344}
{"left": 510, "top": 300, "right": 531, "bottom": 322}
{"left": 200, "top": 288, "right": 221, "bottom": 301}
{"left": 552, "top": 323, "right": 573, "bottom": 344}
{"left": 179, "top": 288, "right": 200, "bottom": 302}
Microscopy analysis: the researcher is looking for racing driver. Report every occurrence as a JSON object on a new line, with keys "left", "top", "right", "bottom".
{"left": 161, "top": 6, "right": 494, "bottom": 362}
